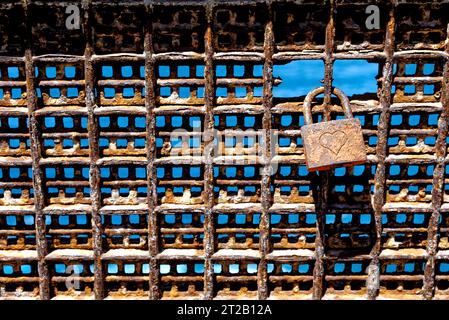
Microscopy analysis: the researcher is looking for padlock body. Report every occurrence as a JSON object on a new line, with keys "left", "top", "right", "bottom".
{"left": 301, "top": 118, "right": 367, "bottom": 172}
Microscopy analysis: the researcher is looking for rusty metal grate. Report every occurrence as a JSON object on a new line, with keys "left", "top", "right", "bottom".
{"left": 0, "top": 0, "right": 448, "bottom": 300}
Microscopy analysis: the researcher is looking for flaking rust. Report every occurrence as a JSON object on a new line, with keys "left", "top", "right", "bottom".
{"left": 302, "top": 118, "right": 367, "bottom": 171}
{"left": 0, "top": 0, "right": 448, "bottom": 301}
{"left": 300, "top": 86, "right": 367, "bottom": 172}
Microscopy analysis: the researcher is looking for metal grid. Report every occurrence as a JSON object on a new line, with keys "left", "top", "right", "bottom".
{"left": 0, "top": 0, "right": 448, "bottom": 300}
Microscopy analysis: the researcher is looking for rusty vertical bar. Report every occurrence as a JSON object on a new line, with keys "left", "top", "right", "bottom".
{"left": 144, "top": 0, "right": 160, "bottom": 300}
{"left": 367, "top": 3, "right": 396, "bottom": 300}
{"left": 322, "top": 0, "right": 335, "bottom": 121}
{"left": 22, "top": 0, "right": 50, "bottom": 300}
{"left": 423, "top": 22, "right": 449, "bottom": 300}
{"left": 203, "top": 1, "right": 216, "bottom": 300}
{"left": 311, "top": 0, "right": 335, "bottom": 300}
{"left": 82, "top": 0, "right": 104, "bottom": 300}
{"left": 258, "top": 0, "right": 274, "bottom": 300}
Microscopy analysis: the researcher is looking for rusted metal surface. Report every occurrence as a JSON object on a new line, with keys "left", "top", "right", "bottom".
{"left": 301, "top": 117, "right": 367, "bottom": 171}
{"left": 301, "top": 86, "right": 367, "bottom": 171}
{"left": 0, "top": 0, "right": 448, "bottom": 300}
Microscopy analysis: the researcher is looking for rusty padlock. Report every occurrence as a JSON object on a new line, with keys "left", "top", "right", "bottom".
{"left": 301, "top": 86, "right": 367, "bottom": 172}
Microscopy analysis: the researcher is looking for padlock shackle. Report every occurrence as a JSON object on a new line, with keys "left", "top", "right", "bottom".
{"left": 303, "top": 87, "right": 352, "bottom": 125}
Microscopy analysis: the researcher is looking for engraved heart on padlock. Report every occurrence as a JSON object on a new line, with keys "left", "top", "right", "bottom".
{"left": 319, "top": 130, "right": 348, "bottom": 155}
